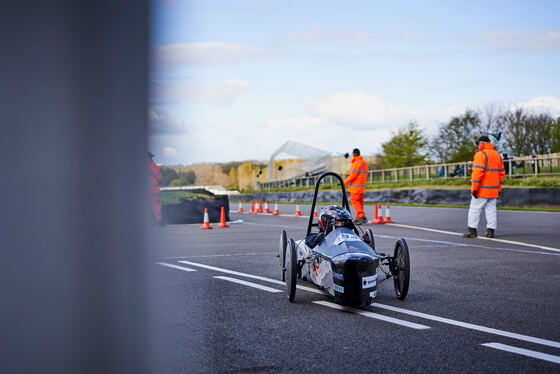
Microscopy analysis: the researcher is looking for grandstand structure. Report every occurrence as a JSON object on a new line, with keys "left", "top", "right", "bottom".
{"left": 268, "top": 140, "right": 332, "bottom": 181}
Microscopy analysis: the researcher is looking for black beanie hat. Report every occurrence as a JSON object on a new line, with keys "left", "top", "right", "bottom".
{"left": 476, "top": 136, "right": 491, "bottom": 144}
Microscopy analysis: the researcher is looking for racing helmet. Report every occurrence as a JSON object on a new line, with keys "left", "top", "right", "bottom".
{"left": 319, "top": 205, "right": 353, "bottom": 234}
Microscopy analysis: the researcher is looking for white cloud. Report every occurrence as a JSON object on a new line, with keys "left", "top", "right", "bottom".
{"left": 149, "top": 93, "right": 560, "bottom": 165}
{"left": 279, "top": 27, "right": 378, "bottom": 44}
{"left": 261, "top": 116, "right": 396, "bottom": 156}
{"left": 153, "top": 79, "right": 254, "bottom": 105}
{"left": 163, "top": 146, "right": 177, "bottom": 156}
{"left": 470, "top": 29, "right": 560, "bottom": 53}
{"left": 149, "top": 109, "right": 188, "bottom": 134}
{"left": 304, "top": 91, "right": 560, "bottom": 138}
{"left": 153, "top": 42, "right": 268, "bottom": 68}
{"left": 281, "top": 27, "right": 329, "bottom": 42}
{"left": 515, "top": 95, "right": 560, "bottom": 115}
{"left": 305, "top": 91, "right": 424, "bottom": 129}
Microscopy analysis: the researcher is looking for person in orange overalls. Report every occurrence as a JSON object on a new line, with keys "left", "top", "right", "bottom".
{"left": 344, "top": 148, "right": 369, "bottom": 224}
{"left": 148, "top": 152, "right": 164, "bottom": 226}
{"left": 462, "top": 136, "right": 505, "bottom": 238}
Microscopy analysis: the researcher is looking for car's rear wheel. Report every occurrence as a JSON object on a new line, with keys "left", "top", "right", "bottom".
{"left": 286, "top": 238, "right": 297, "bottom": 302}
{"left": 393, "top": 238, "right": 410, "bottom": 300}
{"left": 363, "top": 228, "right": 375, "bottom": 250}
{"left": 279, "top": 230, "right": 287, "bottom": 281}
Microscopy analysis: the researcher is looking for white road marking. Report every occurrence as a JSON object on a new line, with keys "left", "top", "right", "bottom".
{"left": 179, "top": 260, "right": 285, "bottom": 284}
{"left": 314, "top": 301, "right": 430, "bottom": 330}
{"left": 375, "top": 234, "right": 560, "bottom": 256}
{"left": 214, "top": 276, "right": 283, "bottom": 293}
{"left": 372, "top": 303, "right": 560, "bottom": 349}
{"left": 232, "top": 211, "right": 310, "bottom": 218}
{"left": 157, "top": 262, "right": 196, "bottom": 272}
{"left": 178, "top": 260, "right": 326, "bottom": 295}
{"left": 241, "top": 221, "right": 302, "bottom": 229}
{"left": 162, "top": 252, "right": 277, "bottom": 260}
{"left": 234, "top": 210, "right": 560, "bottom": 253}
{"left": 390, "top": 223, "right": 560, "bottom": 253}
{"left": 175, "top": 260, "right": 560, "bottom": 349}
{"left": 482, "top": 342, "right": 560, "bottom": 364}
{"left": 233, "top": 222, "right": 560, "bottom": 256}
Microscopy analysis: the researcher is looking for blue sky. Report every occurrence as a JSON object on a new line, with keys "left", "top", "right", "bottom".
{"left": 149, "top": 0, "right": 560, "bottom": 165}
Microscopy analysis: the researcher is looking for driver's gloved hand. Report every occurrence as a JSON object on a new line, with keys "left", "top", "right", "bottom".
{"left": 314, "top": 233, "right": 324, "bottom": 245}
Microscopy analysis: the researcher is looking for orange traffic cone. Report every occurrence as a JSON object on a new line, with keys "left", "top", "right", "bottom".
{"left": 294, "top": 202, "right": 303, "bottom": 216}
{"left": 372, "top": 204, "right": 384, "bottom": 224}
{"left": 272, "top": 201, "right": 280, "bottom": 215}
{"left": 264, "top": 200, "right": 271, "bottom": 213}
{"left": 237, "top": 200, "right": 244, "bottom": 213}
{"left": 313, "top": 209, "right": 319, "bottom": 218}
{"left": 256, "top": 200, "right": 263, "bottom": 213}
{"left": 218, "top": 206, "right": 229, "bottom": 228}
{"left": 370, "top": 204, "right": 378, "bottom": 224}
{"left": 384, "top": 204, "right": 394, "bottom": 223}
{"left": 376, "top": 204, "right": 385, "bottom": 224}
{"left": 200, "top": 208, "right": 213, "bottom": 229}
{"left": 249, "top": 200, "right": 255, "bottom": 214}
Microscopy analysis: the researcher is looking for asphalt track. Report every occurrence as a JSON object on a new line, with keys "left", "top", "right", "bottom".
{"left": 151, "top": 203, "right": 560, "bottom": 373}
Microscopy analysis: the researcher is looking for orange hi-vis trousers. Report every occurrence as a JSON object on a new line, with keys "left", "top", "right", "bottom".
{"left": 350, "top": 192, "right": 365, "bottom": 219}
{"left": 150, "top": 191, "right": 162, "bottom": 221}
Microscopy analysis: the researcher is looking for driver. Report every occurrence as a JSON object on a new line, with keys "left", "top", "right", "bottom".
{"left": 305, "top": 205, "right": 354, "bottom": 248}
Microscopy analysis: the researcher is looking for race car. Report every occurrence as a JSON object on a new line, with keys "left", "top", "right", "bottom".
{"left": 279, "top": 172, "right": 410, "bottom": 307}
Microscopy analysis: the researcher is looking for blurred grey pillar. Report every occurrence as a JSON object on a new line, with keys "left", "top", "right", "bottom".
{"left": 0, "top": 1, "right": 151, "bottom": 372}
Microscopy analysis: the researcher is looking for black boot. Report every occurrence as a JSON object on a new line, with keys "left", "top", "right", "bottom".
{"left": 485, "top": 228, "right": 494, "bottom": 238}
{"left": 462, "top": 227, "right": 477, "bottom": 238}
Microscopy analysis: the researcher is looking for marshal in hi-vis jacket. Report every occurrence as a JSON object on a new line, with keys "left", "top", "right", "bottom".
{"left": 344, "top": 155, "right": 368, "bottom": 194}
{"left": 471, "top": 143, "right": 505, "bottom": 199}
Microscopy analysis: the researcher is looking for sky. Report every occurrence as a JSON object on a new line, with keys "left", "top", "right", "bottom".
{"left": 149, "top": 0, "right": 560, "bottom": 165}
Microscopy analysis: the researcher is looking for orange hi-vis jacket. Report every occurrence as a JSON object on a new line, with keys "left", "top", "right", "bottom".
{"left": 344, "top": 155, "right": 368, "bottom": 193}
{"left": 471, "top": 143, "right": 505, "bottom": 199}
{"left": 149, "top": 160, "right": 162, "bottom": 193}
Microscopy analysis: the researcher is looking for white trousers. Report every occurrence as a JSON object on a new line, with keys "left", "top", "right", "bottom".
{"left": 467, "top": 197, "right": 497, "bottom": 230}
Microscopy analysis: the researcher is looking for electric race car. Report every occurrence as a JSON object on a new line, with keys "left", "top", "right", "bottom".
{"left": 279, "top": 172, "right": 410, "bottom": 307}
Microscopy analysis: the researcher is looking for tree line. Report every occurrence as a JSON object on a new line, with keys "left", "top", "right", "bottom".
{"left": 159, "top": 159, "right": 302, "bottom": 191}
{"left": 379, "top": 107, "right": 560, "bottom": 168}
{"left": 159, "top": 107, "right": 559, "bottom": 190}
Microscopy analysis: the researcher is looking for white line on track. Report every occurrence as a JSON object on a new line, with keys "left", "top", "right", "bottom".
{"left": 390, "top": 223, "right": 560, "bottom": 253}
{"left": 162, "top": 252, "right": 277, "bottom": 260}
{"left": 234, "top": 221, "right": 560, "bottom": 256}
{"left": 240, "top": 221, "right": 302, "bottom": 229}
{"left": 482, "top": 342, "right": 560, "bottom": 364}
{"left": 179, "top": 260, "right": 284, "bottom": 284}
{"left": 314, "top": 301, "right": 430, "bottom": 330}
{"left": 233, "top": 211, "right": 559, "bottom": 254}
{"left": 178, "top": 260, "right": 326, "bottom": 295}
{"left": 214, "top": 276, "right": 283, "bottom": 293}
{"left": 176, "top": 259, "right": 560, "bottom": 349}
{"left": 372, "top": 303, "right": 560, "bottom": 349}
{"left": 156, "top": 262, "right": 196, "bottom": 272}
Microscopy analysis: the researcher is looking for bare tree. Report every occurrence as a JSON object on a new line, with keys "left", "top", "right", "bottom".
{"left": 498, "top": 108, "right": 531, "bottom": 157}
{"left": 527, "top": 113, "right": 556, "bottom": 155}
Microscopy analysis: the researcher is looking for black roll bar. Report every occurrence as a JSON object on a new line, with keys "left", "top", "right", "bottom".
{"left": 306, "top": 172, "right": 351, "bottom": 237}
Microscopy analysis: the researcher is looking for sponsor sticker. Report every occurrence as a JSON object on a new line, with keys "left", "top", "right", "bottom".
{"left": 333, "top": 232, "right": 361, "bottom": 245}
{"left": 333, "top": 272, "right": 344, "bottom": 281}
{"left": 362, "top": 275, "right": 377, "bottom": 289}
{"left": 334, "top": 284, "right": 344, "bottom": 293}
{"left": 369, "top": 290, "right": 377, "bottom": 298}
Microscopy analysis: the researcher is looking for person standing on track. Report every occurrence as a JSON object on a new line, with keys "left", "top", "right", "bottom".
{"left": 462, "top": 136, "right": 505, "bottom": 238}
{"left": 148, "top": 151, "right": 164, "bottom": 226}
{"left": 344, "top": 148, "right": 368, "bottom": 224}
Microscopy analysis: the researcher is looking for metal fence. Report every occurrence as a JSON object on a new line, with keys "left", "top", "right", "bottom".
{"left": 258, "top": 155, "right": 560, "bottom": 190}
